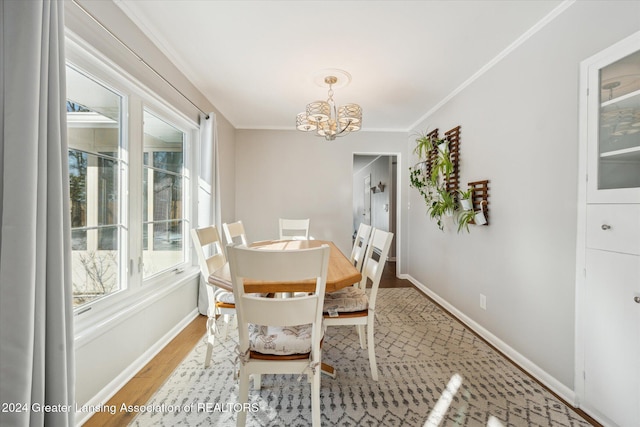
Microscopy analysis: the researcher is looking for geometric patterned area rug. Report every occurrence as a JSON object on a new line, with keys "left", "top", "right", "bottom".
{"left": 131, "top": 288, "right": 592, "bottom": 426}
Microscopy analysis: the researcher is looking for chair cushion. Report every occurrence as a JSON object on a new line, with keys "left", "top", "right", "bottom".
{"left": 215, "top": 292, "right": 268, "bottom": 305}
{"left": 249, "top": 324, "right": 319, "bottom": 355}
{"left": 216, "top": 291, "right": 236, "bottom": 305}
{"left": 323, "top": 286, "right": 369, "bottom": 313}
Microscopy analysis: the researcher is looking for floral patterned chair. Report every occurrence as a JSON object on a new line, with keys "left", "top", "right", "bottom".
{"left": 227, "top": 243, "right": 329, "bottom": 427}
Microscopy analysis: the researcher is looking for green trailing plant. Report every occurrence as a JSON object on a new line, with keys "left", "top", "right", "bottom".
{"left": 430, "top": 141, "right": 453, "bottom": 185}
{"left": 409, "top": 163, "right": 428, "bottom": 197}
{"left": 409, "top": 164, "right": 436, "bottom": 209}
{"left": 412, "top": 130, "right": 436, "bottom": 159}
{"left": 456, "top": 208, "right": 476, "bottom": 233}
{"left": 429, "top": 188, "right": 457, "bottom": 230}
{"left": 411, "top": 131, "right": 453, "bottom": 186}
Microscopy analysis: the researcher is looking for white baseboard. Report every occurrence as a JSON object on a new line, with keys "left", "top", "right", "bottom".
{"left": 76, "top": 309, "right": 199, "bottom": 426}
{"left": 405, "top": 275, "right": 577, "bottom": 407}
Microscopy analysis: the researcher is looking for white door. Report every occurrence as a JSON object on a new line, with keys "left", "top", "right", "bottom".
{"left": 583, "top": 248, "right": 640, "bottom": 426}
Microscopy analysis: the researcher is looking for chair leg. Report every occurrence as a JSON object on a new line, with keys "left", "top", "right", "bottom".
{"left": 237, "top": 368, "right": 250, "bottom": 427}
{"left": 252, "top": 374, "right": 261, "bottom": 390}
{"left": 367, "top": 316, "right": 378, "bottom": 381}
{"left": 356, "top": 325, "right": 366, "bottom": 349}
{"left": 222, "top": 314, "right": 231, "bottom": 339}
{"left": 311, "top": 370, "right": 321, "bottom": 427}
{"left": 204, "top": 317, "right": 216, "bottom": 368}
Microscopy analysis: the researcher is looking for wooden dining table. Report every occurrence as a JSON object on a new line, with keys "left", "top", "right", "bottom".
{"left": 208, "top": 239, "right": 361, "bottom": 378}
{"left": 208, "top": 239, "right": 361, "bottom": 294}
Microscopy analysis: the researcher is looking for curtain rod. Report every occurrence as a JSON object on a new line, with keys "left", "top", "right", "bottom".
{"left": 71, "top": 0, "right": 210, "bottom": 120}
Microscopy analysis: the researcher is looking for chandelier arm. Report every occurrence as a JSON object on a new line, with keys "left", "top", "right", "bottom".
{"left": 336, "top": 118, "right": 353, "bottom": 136}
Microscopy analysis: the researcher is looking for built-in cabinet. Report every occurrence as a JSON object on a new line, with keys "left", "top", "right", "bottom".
{"left": 577, "top": 31, "right": 640, "bottom": 427}
{"left": 587, "top": 37, "right": 640, "bottom": 203}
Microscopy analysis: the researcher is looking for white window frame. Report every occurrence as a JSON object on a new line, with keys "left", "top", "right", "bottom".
{"left": 138, "top": 105, "right": 192, "bottom": 282}
{"left": 66, "top": 65, "right": 128, "bottom": 309}
{"left": 67, "top": 35, "right": 201, "bottom": 334}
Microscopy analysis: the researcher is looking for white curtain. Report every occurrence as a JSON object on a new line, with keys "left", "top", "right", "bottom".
{"left": 0, "top": 1, "right": 74, "bottom": 426}
{"left": 197, "top": 112, "right": 221, "bottom": 314}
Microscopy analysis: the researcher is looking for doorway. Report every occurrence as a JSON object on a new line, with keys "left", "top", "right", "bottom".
{"left": 352, "top": 154, "right": 397, "bottom": 259}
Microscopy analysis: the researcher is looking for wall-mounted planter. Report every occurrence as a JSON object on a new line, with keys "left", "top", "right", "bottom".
{"left": 468, "top": 181, "right": 490, "bottom": 226}
{"left": 474, "top": 202, "right": 488, "bottom": 225}
{"left": 460, "top": 199, "right": 473, "bottom": 211}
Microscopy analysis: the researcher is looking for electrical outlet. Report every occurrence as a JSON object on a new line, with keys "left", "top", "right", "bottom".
{"left": 480, "top": 294, "right": 487, "bottom": 310}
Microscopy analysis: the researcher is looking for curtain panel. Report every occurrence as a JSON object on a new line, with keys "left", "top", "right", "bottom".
{"left": 0, "top": 1, "right": 74, "bottom": 426}
{"left": 196, "top": 112, "right": 220, "bottom": 315}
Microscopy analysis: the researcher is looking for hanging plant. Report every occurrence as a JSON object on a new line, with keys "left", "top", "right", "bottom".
{"left": 429, "top": 188, "right": 457, "bottom": 230}
{"left": 430, "top": 140, "right": 453, "bottom": 185}
{"left": 458, "top": 187, "right": 474, "bottom": 211}
{"left": 409, "top": 162, "right": 435, "bottom": 206}
{"left": 456, "top": 208, "right": 476, "bottom": 233}
{"left": 413, "top": 130, "right": 436, "bottom": 159}
{"left": 410, "top": 126, "right": 486, "bottom": 233}
{"left": 409, "top": 131, "right": 459, "bottom": 231}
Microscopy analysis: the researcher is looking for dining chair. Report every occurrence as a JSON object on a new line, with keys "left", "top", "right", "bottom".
{"left": 222, "top": 220, "right": 248, "bottom": 246}
{"left": 279, "top": 218, "right": 310, "bottom": 240}
{"left": 190, "top": 226, "right": 236, "bottom": 368}
{"left": 323, "top": 228, "right": 394, "bottom": 381}
{"left": 227, "top": 243, "right": 330, "bottom": 427}
{"left": 350, "top": 222, "right": 372, "bottom": 272}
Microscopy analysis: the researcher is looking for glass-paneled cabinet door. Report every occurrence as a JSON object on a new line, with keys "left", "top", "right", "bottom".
{"left": 584, "top": 32, "right": 640, "bottom": 203}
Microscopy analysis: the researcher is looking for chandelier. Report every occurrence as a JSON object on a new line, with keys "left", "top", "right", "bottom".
{"left": 296, "top": 72, "right": 362, "bottom": 141}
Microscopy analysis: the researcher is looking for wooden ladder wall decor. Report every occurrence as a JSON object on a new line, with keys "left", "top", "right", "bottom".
{"left": 468, "top": 180, "right": 489, "bottom": 225}
{"left": 424, "top": 128, "right": 439, "bottom": 182}
{"left": 422, "top": 126, "right": 461, "bottom": 194}
{"left": 444, "top": 126, "right": 461, "bottom": 194}
{"left": 416, "top": 124, "right": 490, "bottom": 229}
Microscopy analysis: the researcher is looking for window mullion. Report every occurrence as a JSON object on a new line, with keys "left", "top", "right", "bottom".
{"left": 127, "top": 97, "right": 144, "bottom": 287}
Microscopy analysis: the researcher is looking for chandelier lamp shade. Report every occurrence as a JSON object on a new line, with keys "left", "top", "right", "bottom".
{"left": 296, "top": 72, "right": 362, "bottom": 141}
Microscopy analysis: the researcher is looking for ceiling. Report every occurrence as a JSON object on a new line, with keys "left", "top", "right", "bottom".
{"left": 114, "top": 0, "right": 564, "bottom": 133}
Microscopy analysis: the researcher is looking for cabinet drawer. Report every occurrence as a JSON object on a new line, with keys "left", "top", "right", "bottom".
{"left": 586, "top": 204, "right": 640, "bottom": 255}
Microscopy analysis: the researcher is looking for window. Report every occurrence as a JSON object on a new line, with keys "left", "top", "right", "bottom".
{"left": 67, "top": 66, "right": 125, "bottom": 307}
{"left": 142, "top": 110, "right": 187, "bottom": 278}
{"left": 66, "top": 55, "right": 197, "bottom": 312}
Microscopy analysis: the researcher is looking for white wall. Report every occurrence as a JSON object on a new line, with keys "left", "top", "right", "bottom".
{"left": 74, "top": 279, "right": 197, "bottom": 410}
{"left": 234, "top": 130, "right": 406, "bottom": 256}
{"left": 405, "top": 0, "right": 640, "bottom": 397}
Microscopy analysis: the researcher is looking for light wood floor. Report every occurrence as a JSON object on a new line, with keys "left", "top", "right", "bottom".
{"left": 82, "top": 314, "right": 207, "bottom": 427}
{"left": 82, "top": 262, "right": 599, "bottom": 426}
